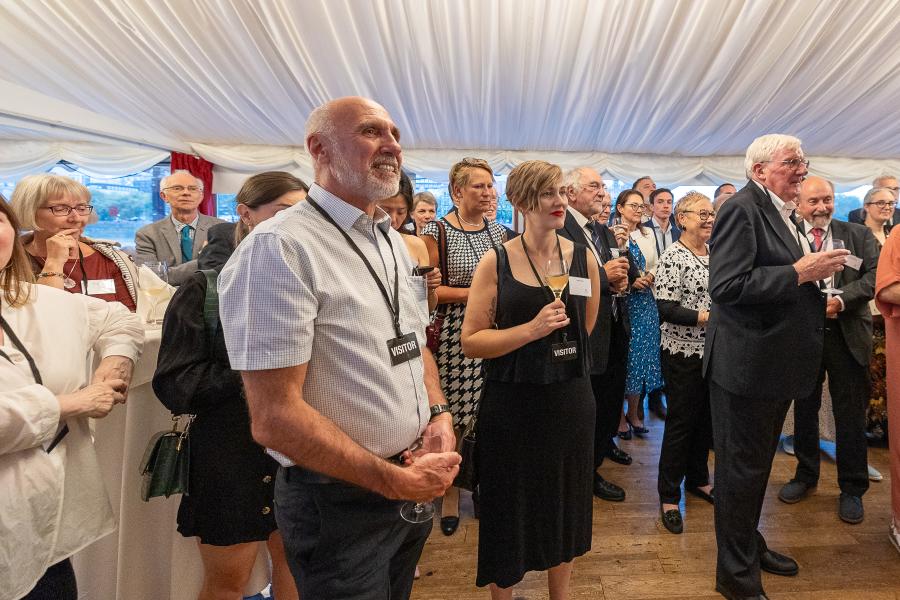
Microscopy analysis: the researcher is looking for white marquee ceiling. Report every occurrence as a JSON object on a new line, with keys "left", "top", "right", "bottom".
{"left": 0, "top": 0, "right": 899, "bottom": 186}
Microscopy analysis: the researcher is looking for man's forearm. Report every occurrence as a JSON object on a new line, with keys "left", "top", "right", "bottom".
{"left": 422, "top": 348, "right": 447, "bottom": 409}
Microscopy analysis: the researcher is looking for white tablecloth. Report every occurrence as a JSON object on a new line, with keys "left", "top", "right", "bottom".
{"left": 72, "top": 327, "right": 271, "bottom": 600}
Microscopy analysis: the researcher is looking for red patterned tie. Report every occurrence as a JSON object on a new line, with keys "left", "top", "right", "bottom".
{"left": 811, "top": 227, "right": 824, "bottom": 252}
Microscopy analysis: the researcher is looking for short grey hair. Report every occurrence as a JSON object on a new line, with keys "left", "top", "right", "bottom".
{"left": 873, "top": 174, "right": 898, "bottom": 187}
{"left": 674, "top": 191, "right": 711, "bottom": 217}
{"left": 11, "top": 173, "right": 90, "bottom": 231}
{"left": 305, "top": 103, "right": 337, "bottom": 141}
{"left": 744, "top": 134, "right": 802, "bottom": 179}
{"left": 864, "top": 187, "right": 895, "bottom": 205}
{"left": 160, "top": 169, "right": 203, "bottom": 191}
{"left": 412, "top": 191, "right": 436, "bottom": 209}
{"left": 563, "top": 167, "right": 590, "bottom": 192}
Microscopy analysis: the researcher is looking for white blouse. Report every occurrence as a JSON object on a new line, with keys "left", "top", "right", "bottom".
{"left": 0, "top": 284, "right": 143, "bottom": 599}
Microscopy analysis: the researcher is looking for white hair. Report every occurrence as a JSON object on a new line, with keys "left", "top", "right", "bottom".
{"left": 864, "top": 187, "right": 894, "bottom": 205}
{"left": 563, "top": 167, "right": 589, "bottom": 192}
{"left": 305, "top": 103, "right": 337, "bottom": 142}
{"left": 160, "top": 169, "right": 203, "bottom": 191}
{"left": 744, "top": 134, "right": 802, "bottom": 179}
{"left": 873, "top": 174, "right": 898, "bottom": 187}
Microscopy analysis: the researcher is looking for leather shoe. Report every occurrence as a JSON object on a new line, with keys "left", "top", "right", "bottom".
{"left": 660, "top": 506, "right": 683, "bottom": 534}
{"left": 626, "top": 416, "right": 649, "bottom": 437}
{"left": 760, "top": 547, "right": 798, "bottom": 576}
{"left": 715, "top": 583, "right": 768, "bottom": 600}
{"left": 606, "top": 445, "right": 633, "bottom": 465}
{"left": 440, "top": 516, "right": 459, "bottom": 536}
{"left": 838, "top": 492, "right": 864, "bottom": 524}
{"left": 617, "top": 425, "right": 632, "bottom": 440}
{"left": 593, "top": 474, "right": 625, "bottom": 502}
{"left": 778, "top": 480, "right": 815, "bottom": 504}
{"left": 686, "top": 486, "right": 715, "bottom": 505}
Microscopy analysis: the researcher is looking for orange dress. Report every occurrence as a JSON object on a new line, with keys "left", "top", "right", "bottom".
{"left": 875, "top": 229, "right": 900, "bottom": 522}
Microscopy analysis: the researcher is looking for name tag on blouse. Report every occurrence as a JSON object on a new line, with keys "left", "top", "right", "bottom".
{"left": 551, "top": 340, "right": 578, "bottom": 362}
{"left": 388, "top": 332, "right": 421, "bottom": 366}
{"left": 568, "top": 276, "right": 591, "bottom": 297}
{"left": 85, "top": 279, "right": 116, "bottom": 295}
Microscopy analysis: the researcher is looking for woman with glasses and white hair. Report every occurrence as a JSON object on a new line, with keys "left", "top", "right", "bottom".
{"left": 11, "top": 174, "right": 139, "bottom": 311}
{"left": 654, "top": 191, "right": 716, "bottom": 534}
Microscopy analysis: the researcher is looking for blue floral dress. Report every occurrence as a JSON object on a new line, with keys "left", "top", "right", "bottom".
{"left": 625, "top": 239, "right": 664, "bottom": 396}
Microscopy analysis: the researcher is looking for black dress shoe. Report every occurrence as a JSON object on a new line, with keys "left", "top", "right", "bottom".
{"left": 715, "top": 583, "right": 768, "bottom": 600}
{"left": 686, "top": 486, "right": 715, "bottom": 505}
{"left": 760, "top": 547, "right": 798, "bottom": 576}
{"left": 660, "top": 506, "right": 683, "bottom": 534}
{"left": 593, "top": 475, "right": 625, "bottom": 502}
{"left": 440, "top": 516, "right": 459, "bottom": 536}
{"left": 606, "top": 446, "right": 633, "bottom": 465}
{"left": 626, "top": 416, "right": 649, "bottom": 437}
{"left": 617, "top": 425, "right": 632, "bottom": 440}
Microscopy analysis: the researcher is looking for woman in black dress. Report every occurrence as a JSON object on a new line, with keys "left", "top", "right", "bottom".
{"left": 153, "top": 172, "right": 306, "bottom": 600}
{"left": 461, "top": 160, "right": 600, "bottom": 599}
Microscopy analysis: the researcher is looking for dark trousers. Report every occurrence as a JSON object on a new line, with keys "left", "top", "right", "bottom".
{"left": 591, "top": 318, "right": 628, "bottom": 469}
{"left": 793, "top": 325, "right": 870, "bottom": 497}
{"left": 657, "top": 350, "right": 711, "bottom": 504}
{"left": 22, "top": 559, "right": 77, "bottom": 600}
{"left": 275, "top": 467, "right": 431, "bottom": 600}
{"left": 710, "top": 381, "right": 791, "bottom": 596}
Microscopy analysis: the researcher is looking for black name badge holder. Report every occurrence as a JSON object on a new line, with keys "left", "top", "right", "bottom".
{"left": 388, "top": 332, "right": 421, "bottom": 366}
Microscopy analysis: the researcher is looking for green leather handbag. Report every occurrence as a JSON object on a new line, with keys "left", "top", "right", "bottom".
{"left": 140, "top": 415, "right": 193, "bottom": 501}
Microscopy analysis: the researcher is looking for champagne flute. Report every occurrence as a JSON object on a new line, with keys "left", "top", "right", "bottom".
{"left": 821, "top": 238, "right": 845, "bottom": 295}
{"left": 544, "top": 257, "right": 569, "bottom": 300}
{"left": 399, "top": 434, "right": 443, "bottom": 523}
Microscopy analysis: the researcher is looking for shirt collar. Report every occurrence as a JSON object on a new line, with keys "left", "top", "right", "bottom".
{"left": 754, "top": 180, "right": 796, "bottom": 218}
{"left": 802, "top": 219, "right": 831, "bottom": 234}
{"left": 308, "top": 183, "right": 392, "bottom": 235}
{"left": 652, "top": 216, "right": 671, "bottom": 232}
{"left": 568, "top": 206, "right": 591, "bottom": 230}
{"left": 171, "top": 213, "right": 199, "bottom": 231}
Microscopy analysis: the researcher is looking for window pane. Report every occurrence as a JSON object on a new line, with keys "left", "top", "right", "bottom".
{"left": 215, "top": 194, "right": 239, "bottom": 222}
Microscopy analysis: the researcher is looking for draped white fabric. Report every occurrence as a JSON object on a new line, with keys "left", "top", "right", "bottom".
{"left": 0, "top": 140, "right": 168, "bottom": 179}
{"left": 0, "top": 0, "right": 898, "bottom": 187}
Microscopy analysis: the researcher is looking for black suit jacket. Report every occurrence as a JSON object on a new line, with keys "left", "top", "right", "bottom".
{"left": 558, "top": 210, "right": 635, "bottom": 374}
{"left": 814, "top": 219, "right": 878, "bottom": 366}
{"left": 703, "top": 182, "right": 827, "bottom": 399}
{"left": 198, "top": 222, "right": 237, "bottom": 272}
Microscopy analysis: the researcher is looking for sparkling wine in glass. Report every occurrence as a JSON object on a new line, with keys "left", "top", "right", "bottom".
{"left": 545, "top": 258, "right": 569, "bottom": 300}
{"left": 400, "top": 434, "right": 443, "bottom": 524}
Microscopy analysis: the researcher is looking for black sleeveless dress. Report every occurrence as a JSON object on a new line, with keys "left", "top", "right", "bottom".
{"left": 475, "top": 243, "right": 595, "bottom": 588}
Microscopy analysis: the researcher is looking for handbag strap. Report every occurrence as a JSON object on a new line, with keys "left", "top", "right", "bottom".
{"left": 433, "top": 219, "right": 449, "bottom": 316}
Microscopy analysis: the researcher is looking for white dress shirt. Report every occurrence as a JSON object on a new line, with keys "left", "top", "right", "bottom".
{"left": 567, "top": 207, "right": 602, "bottom": 267}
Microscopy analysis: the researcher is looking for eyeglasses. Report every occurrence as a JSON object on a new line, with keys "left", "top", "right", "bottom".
{"left": 42, "top": 204, "right": 94, "bottom": 216}
{"left": 763, "top": 158, "right": 810, "bottom": 170}
{"left": 163, "top": 185, "right": 202, "bottom": 194}
{"left": 681, "top": 209, "right": 716, "bottom": 221}
{"left": 622, "top": 203, "right": 645, "bottom": 211}
{"left": 582, "top": 182, "right": 606, "bottom": 192}
{"left": 866, "top": 201, "right": 897, "bottom": 209}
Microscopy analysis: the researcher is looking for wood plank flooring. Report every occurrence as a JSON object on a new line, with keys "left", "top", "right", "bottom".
{"left": 411, "top": 414, "right": 900, "bottom": 599}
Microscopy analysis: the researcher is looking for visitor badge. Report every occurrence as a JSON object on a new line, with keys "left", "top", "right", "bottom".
{"left": 86, "top": 278, "right": 116, "bottom": 295}
{"left": 551, "top": 340, "right": 578, "bottom": 363}
{"left": 387, "top": 332, "right": 421, "bottom": 366}
{"left": 569, "top": 276, "right": 591, "bottom": 297}
{"left": 844, "top": 254, "right": 862, "bottom": 270}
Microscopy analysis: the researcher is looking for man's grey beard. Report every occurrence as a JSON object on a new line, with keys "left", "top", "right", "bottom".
{"left": 810, "top": 214, "right": 832, "bottom": 228}
{"left": 331, "top": 153, "right": 399, "bottom": 202}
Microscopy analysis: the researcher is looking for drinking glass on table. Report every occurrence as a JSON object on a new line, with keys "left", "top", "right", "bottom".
{"left": 137, "top": 260, "right": 172, "bottom": 326}
{"left": 400, "top": 434, "right": 444, "bottom": 523}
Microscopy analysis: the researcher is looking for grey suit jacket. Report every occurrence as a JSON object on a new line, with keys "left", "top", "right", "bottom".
{"left": 135, "top": 214, "right": 224, "bottom": 285}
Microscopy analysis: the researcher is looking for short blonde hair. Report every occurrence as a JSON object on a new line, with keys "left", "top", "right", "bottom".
{"left": 675, "top": 191, "right": 712, "bottom": 226}
{"left": 744, "top": 134, "right": 802, "bottom": 179}
{"left": 448, "top": 157, "right": 494, "bottom": 199}
{"left": 506, "top": 160, "right": 562, "bottom": 214}
{"left": 11, "top": 174, "right": 91, "bottom": 231}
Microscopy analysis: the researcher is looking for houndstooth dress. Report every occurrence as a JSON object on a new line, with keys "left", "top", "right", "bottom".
{"left": 423, "top": 217, "right": 505, "bottom": 427}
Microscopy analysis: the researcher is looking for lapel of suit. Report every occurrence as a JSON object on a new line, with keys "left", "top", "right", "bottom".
{"left": 193, "top": 216, "right": 212, "bottom": 259}
{"left": 753, "top": 184, "right": 803, "bottom": 262}
{"left": 161, "top": 219, "right": 183, "bottom": 264}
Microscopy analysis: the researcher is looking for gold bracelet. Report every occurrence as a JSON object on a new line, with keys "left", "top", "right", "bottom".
{"left": 37, "top": 271, "right": 65, "bottom": 279}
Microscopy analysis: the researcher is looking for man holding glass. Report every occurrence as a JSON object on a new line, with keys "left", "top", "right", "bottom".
{"left": 218, "top": 96, "right": 459, "bottom": 600}
{"left": 134, "top": 169, "right": 223, "bottom": 285}
{"left": 704, "top": 134, "right": 849, "bottom": 600}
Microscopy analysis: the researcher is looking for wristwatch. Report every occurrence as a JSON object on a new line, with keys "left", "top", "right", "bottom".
{"left": 429, "top": 403, "right": 451, "bottom": 420}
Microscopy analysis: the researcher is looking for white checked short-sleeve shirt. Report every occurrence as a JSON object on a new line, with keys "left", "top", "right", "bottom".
{"left": 218, "top": 183, "right": 431, "bottom": 459}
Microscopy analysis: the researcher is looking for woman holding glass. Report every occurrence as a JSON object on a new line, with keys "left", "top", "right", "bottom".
{"left": 615, "top": 189, "right": 664, "bottom": 437}
{"left": 11, "top": 174, "right": 140, "bottom": 311}
{"left": 0, "top": 196, "right": 143, "bottom": 599}
{"left": 654, "top": 192, "right": 716, "bottom": 534}
{"left": 462, "top": 160, "right": 600, "bottom": 599}
{"left": 153, "top": 172, "right": 304, "bottom": 600}
{"left": 421, "top": 157, "right": 506, "bottom": 535}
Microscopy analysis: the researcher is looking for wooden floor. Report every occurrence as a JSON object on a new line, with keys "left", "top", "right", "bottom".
{"left": 412, "top": 414, "right": 900, "bottom": 599}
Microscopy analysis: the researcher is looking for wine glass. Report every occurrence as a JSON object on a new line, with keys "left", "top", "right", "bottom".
{"left": 400, "top": 434, "right": 443, "bottom": 523}
{"left": 138, "top": 260, "right": 171, "bottom": 326}
{"left": 608, "top": 248, "right": 629, "bottom": 297}
{"left": 544, "top": 257, "right": 569, "bottom": 300}
{"left": 821, "top": 239, "right": 845, "bottom": 296}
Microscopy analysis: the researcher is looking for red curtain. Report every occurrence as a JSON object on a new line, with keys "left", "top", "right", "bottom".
{"left": 170, "top": 152, "right": 215, "bottom": 216}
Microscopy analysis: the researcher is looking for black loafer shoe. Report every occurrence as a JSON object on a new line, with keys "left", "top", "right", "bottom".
{"left": 760, "top": 547, "right": 798, "bottom": 576}
{"left": 778, "top": 480, "right": 815, "bottom": 504}
{"left": 606, "top": 446, "right": 633, "bottom": 465}
{"left": 440, "top": 516, "right": 459, "bottom": 536}
{"left": 660, "top": 506, "right": 683, "bottom": 534}
{"left": 715, "top": 583, "right": 769, "bottom": 600}
{"left": 686, "top": 486, "right": 715, "bottom": 505}
{"left": 593, "top": 475, "right": 625, "bottom": 502}
{"left": 838, "top": 492, "right": 864, "bottom": 524}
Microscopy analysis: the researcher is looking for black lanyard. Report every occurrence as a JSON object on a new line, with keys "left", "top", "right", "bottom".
{"left": 520, "top": 233, "right": 565, "bottom": 303}
{"left": 307, "top": 198, "right": 403, "bottom": 338}
{"left": 0, "top": 312, "right": 68, "bottom": 452}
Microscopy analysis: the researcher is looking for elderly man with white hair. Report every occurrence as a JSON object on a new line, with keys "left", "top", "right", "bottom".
{"left": 704, "top": 134, "right": 849, "bottom": 600}
{"left": 134, "top": 169, "right": 224, "bottom": 285}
